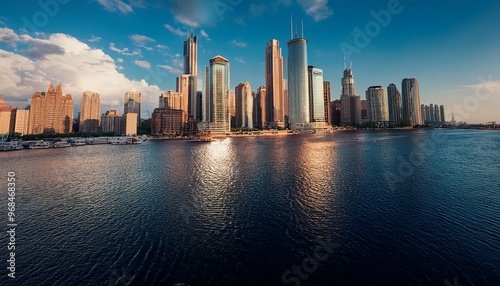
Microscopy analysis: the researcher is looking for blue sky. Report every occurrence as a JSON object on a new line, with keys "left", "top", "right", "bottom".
{"left": 0, "top": 0, "right": 499, "bottom": 123}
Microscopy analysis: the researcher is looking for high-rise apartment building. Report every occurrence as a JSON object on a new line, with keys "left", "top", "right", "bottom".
{"left": 123, "top": 113, "right": 137, "bottom": 135}
{"left": 124, "top": 91, "right": 141, "bottom": 128}
{"left": 287, "top": 22, "right": 310, "bottom": 129}
{"left": 235, "top": 82, "right": 253, "bottom": 129}
{"left": 28, "top": 83, "right": 74, "bottom": 134}
{"left": 13, "top": 109, "right": 30, "bottom": 135}
{"left": 159, "top": 91, "right": 184, "bottom": 111}
{"left": 79, "top": 91, "right": 100, "bottom": 133}
{"left": 401, "top": 78, "right": 422, "bottom": 126}
{"left": 265, "top": 39, "right": 285, "bottom": 128}
{"left": 200, "top": 55, "right": 231, "bottom": 134}
{"left": 256, "top": 86, "right": 267, "bottom": 129}
{"left": 387, "top": 83, "right": 402, "bottom": 125}
{"left": 440, "top": 105, "right": 445, "bottom": 123}
{"left": 101, "top": 110, "right": 122, "bottom": 134}
{"left": 307, "top": 66, "right": 325, "bottom": 126}
{"left": 366, "top": 86, "right": 389, "bottom": 126}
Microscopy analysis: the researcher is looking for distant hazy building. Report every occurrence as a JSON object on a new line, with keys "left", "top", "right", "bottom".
{"left": 200, "top": 55, "right": 231, "bottom": 134}
{"left": 235, "top": 82, "right": 253, "bottom": 129}
{"left": 440, "top": 105, "right": 445, "bottom": 123}
{"left": 366, "top": 86, "right": 389, "bottom": 126}
{"left": 434, "top": 104, "right": 441, "bottom": 122}
{"left": 151, "top": 108, "right": 186, "bottom": 135}
{"left": 360, "top": 100, "right": 368, "bottom": 124}
{"left": 265, "top": 39, "right": 285, "bottom": 128}
{"left": 340, "top": 67, "right": 361, "bottom": 125}
{"left": 323, "top": 81, "right": 332, "bottom": 125}
{"left": 401, "top": 78, "right": 422, "bottom": 126}
{"left": 331, "top": 100, "right": 341, "bottom": 126}
{"left": 123, "top": 113, "right": 137, "bottom": 135}
{"left": 124, "top": 91, "right": 141, "bottom": 128}
{"left": 100, "top": 110, "right": 122, "bottom": 134}
{"left": 308, "top": 66, "right": 326, "bottom": 127}
{"left": 79, "top": 91, "right": 100, "bottom": 133}
{"left": 287, "top": 23, "right": 310, "bottom": 129}
{"left": 28, "top": 83, "right": 74, "bottom": 134}
{"left": 387, "top": 83, "right": 402, "bottom": 125}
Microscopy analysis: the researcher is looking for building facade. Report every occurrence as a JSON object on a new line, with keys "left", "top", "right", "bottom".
{"left": 28, "top": 83, "right": 74, "bottom": 134}
{"left": 287, "top": 31, "right": 310, "bottom": 129}
{"left": 123, "top": 113, "right": 137, "bottom": 135}
{"left": 151, "top": 108, "right": 186, "bottom": 135}
{"left": 183, "top": 32, "right": 198, "bottom": 119}
{"left": 323, "top": 81, "right": 332, "bottom": 125}
{"left": 79, "top": 91, "right": 100, "bottom": 133}
{"left": 387, "top": 83, "right": 402, "bottom": 125}
{"left": 124, "top": 91, "right": 141, "bottom": 128}
{"left": 308, "top": 66, "right": 326, "bottom": 127}
{"left": 265, "top": 39, "right": 285, "bottom": 128}
{"left": 100, "top": 110, "right": 122, "bottom": 134}
{"left": 235, "top": 82, "right": 253, "bottom": 129}
{"left": 340, "top": 68, "right": 361, "bottom": 125}
{"left": 401, "top": 78, "right": 422, "bottom": 126}
{"left": 366, "top": 86, "right": 389, "bottom": 126}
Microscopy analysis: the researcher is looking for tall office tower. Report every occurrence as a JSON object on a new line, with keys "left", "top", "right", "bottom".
{"left": 159, "top": 91, "right": 184, "bottom": 110}
{"left": 28, "top": 83, "right": 73, "bottom": 134}
{"left": 366, "top": 86, "right": 389, "bottom": 126}
{"left": 101, "top": 110, "right": 122, "bottom": 134}
{"left": 387, "top": 83, "right": 402, "bottom": 125}
{"left": 13, "top": 109, "right": 30, "bottom": 135}
{"left": 340, "top": 67, "right": 361, "bottom": 125}
{"left": 424, "top": 105, "right": 431, "bottom": 124}
{"left": 124, "top": 91, "right": 141, "bottom": 127}
{"left": 323, "top": 81, "right": 332, "bottom": 125}
{"left": 203, "top": 66, "right": 210, "bottom": 122}
{"left": 434, "top": 104, "right": 441, "bottom": 122}
{"left": 256, "top": 86, "right": 267, "bottom": 129}
{"left": 183, "top": 32, "right": 198, "bottom": 118}
{"left": 429, "top": 104, "right": 435, "bottom": 122}
{"left": 421, "top": 104, "right": 427, "bottom": 124}
{"left": 235, "top": 82, "right": 253, "bottom": 129}
{"left": 200, "top": 55, "right": 231, "bottom": 134}
{"left": 440, "top": 105, "right": 445, "bottom": 123}
{"left": 287, "top": 20, "right": 309, "bottom": 129}
{"left": 307, "top": 66, "right": 325, "bottom": 125}
{"left": 265, "top": 39, "right": 285, "bottom": 128}
{"left": 79, "top": 91, "right": 100, "bottom": 133}
{"left": 401, "top": 78, "right": 422, "bottom": 126}
{"left": 176, "top": 75, "right": 190, "bottom": 114}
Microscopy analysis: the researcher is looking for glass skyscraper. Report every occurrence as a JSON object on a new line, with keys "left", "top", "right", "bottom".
{"left": 308, "top": 66, "right": 325, "bottom": 124}
{"left": 287, "top": 26, "right": 309, "bottom": 129}
{"left": 201, "top": 55, "right": 230, "bottom": 134}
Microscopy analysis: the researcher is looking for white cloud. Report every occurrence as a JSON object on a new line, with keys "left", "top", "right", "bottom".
{"left": 158, "top": 65, "right": 183, "bottom": 76}
{"left": 249, "top": 3, "right": 266, "bottom": 16}
{"left": 0, "top": 27, "right": 20, "bottom": 44}
{"left": 129, "top": 34, "right": 155, "bottom": 47}
{"left": 200, "top": 29, "right": 211, "bottom": 41}
{"left": 175, "top": 14, "right": 199, "bottom": 27}
{"left": 155, "top": 44, "right": 169, "bottom": 50}
{"left": 297, "top": 0, "right": 334, "bottom": 21}
{"left": 231, "top": 39, "right": 247, "bottom": 48}
{"left": 117, "top": 58, "right": 124, "bottom": 63}
{"left": 0, "top": 29, "right": 161, "bottom": 119}
{"left": 164, "top": 24, "right": 187, "bottom": 37}
{"left": 88, "top": 35, "right": 102, "bottom": 43}
{"left": 234, "top": 57, "right": 247, "bottom": 64}
{"left": 133, "top": 60, "right": 151, "bottom": 69}
{"left": 109, "top": 42, "right": 142, "bottom": 56}
{"left": 97, "top": 0, "right": 133, "bottom": 14}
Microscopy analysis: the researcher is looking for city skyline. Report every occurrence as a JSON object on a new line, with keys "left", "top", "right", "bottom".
{"left": 0, "top": 1, "right": 499, "bottom": 124}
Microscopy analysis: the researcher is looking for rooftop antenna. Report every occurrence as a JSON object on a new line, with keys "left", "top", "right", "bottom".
{"left": 290, "top": 15, "right": 293, "bottom": 39}
{"left": 301, "top": 20, "right": 304, "bottom": 38}
{"left": 349, "top": 61, "right": 353, "bottom": 69}
{"left": 344, "top": 55, "right": 346, "bottom": 69}
{"left": 295, "top": 23, "right": 298, "bottom": 39}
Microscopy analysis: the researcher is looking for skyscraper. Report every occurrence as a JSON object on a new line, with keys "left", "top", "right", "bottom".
{"left": 340, "top": 67, "right": 361, "bottom": 125}
{"left": 256, "top": 86, "right": 267, "bottom": 129}
{"left": 13, "top": 109, "right": 30, "bottom": 135}
{"left": 200, "top": 55, "right": 231, "bottom": 134}
{"left": 323, "top": 81, "right": 332, "bottom": 125}
{"left": 100, "top": 110, "right": 121, "bottom": 134}
{"left": 235, "top": 82, "right": 253, "bottom": 129}
{"left": 387, "top": 83, "right": 402, "bottom": 125}
{"left": 159, "top": 91, "right": 184, "bottom": 110}
{"left": 308, "top": 66, "right": 325, "bottom": 126}
{"left": 183, "top": 32, "right": 198, "bottom": 119}
{"left": 287, "top": 20, "right": 309, "bottom": 129}
{"left": 401, "top": 78, "right": 422, "bottom": 126}
{"left": 124, "top": 91, "right": 141, "bottom": 128}
{"left": 265, "top": 39, "right": 285, "bottom": 128}
{"left": 366, "top": 86, "right": 389, "bottom": 126}
{"left": 28, "top": 83, "right": 74, "bottom": 134}
{"left": 79, "top": 91, "right": 100, "bottom": 133}
{"left": 440, "top": 105, "right": 446, "bottom": 123}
